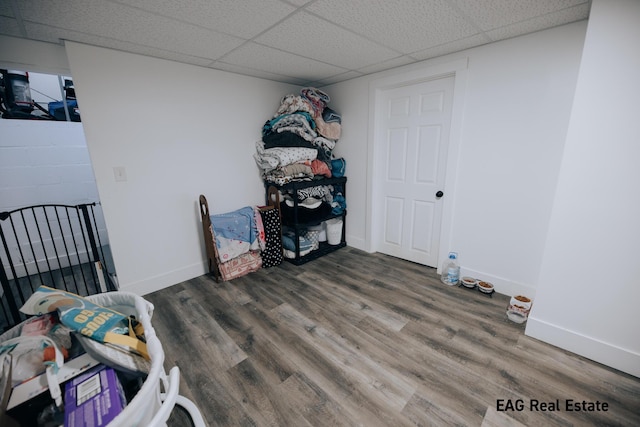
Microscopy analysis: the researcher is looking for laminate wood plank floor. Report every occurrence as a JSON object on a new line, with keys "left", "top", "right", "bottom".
{"left": 146, "top": 247, "right": 640, "bottom": 427}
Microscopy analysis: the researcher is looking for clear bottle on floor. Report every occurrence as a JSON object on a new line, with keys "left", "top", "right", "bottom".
{"left": 441, "top": 252, "right": 460, "bottom": 286}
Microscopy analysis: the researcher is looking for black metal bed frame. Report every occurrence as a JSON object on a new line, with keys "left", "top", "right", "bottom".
{"left": 0, "top": 202, "right": 116, "bottom": 332}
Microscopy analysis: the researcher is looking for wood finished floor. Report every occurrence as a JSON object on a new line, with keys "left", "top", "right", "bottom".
{"left": 146, "top": 247, "right": 640, "bottom": 427}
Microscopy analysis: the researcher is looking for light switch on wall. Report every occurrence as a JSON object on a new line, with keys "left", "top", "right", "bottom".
{"left": 113, "top": 166, "right": 127, "bottom": 182}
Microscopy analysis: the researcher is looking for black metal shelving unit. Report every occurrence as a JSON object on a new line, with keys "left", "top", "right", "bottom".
{"left": 266, "top": 176, "right": 347, "bottom": 265}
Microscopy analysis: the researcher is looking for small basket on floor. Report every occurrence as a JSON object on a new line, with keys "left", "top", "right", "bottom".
{"left": 325, "top": 218, "right": 343, "bottom": 245}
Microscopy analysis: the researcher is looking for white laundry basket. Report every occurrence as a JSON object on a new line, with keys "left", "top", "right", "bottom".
{"left": 0, "top": 292, "right": 205, "bottom": 427}
{"left": 85, "top": 292, "right": 205, "bottom": 427}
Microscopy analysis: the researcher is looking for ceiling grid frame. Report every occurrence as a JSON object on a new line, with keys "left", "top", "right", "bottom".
{"left": 0, "top": 0, "right": 591, "bottom": 86}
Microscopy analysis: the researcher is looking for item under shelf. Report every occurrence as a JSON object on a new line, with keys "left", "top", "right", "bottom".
{"left": 284, "top": 241, "right": 347, "bottom": 265}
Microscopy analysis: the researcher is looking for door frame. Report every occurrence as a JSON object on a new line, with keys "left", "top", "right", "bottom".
{"left": 366, "top": 58, "right": 469, "bottom": 271}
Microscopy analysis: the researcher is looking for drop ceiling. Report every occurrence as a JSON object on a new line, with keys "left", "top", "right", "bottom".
{"left": 1, "top": 0, "right": 591, "bottom": 86}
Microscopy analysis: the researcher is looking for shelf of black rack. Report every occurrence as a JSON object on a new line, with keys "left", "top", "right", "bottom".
{"left": 282, "top": 209, "right": 347, "bottom": 265}
{"left": 265, "top": 176, "right": 347, "bottom": 265}
{"left": 284, "top": 210, "right": 346, "bottom": 228}
{"left": 266, "top": 176, "right": 347, "bottom": 191}
{"left": 284, "top": 240, "right": 347, "bottom": 265}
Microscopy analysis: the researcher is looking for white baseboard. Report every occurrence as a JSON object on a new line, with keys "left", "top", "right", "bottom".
{"left": 526, "top": 315, "right": 640, "bottom": 378}
{"left": 118, "top": 262, "right": 206, "bottom": 296}
{"left": 119, "top": 236, "right": 371, "bottom": 296}
{"left": 459, "top": 267, "right": 537, "bottom": 300}
{"left": 120, "top": 236, "right": 371, "bottom": 296}
{"left": 345, "top": 234, "right": 367, "bottom": 252}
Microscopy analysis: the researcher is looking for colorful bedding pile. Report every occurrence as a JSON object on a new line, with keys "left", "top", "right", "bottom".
{"left": 254, "top": 87, "right": 343, "bottom": 186}
{"left": 253, "top": 87, "right": 347, "bottom": 260}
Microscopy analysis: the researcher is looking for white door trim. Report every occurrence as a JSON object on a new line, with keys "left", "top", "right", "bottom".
{"left": 366, "top": 57, "right": 469, "bottom": 271}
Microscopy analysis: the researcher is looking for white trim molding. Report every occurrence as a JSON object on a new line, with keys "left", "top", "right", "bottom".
{"left": 526, "top": 315, "right": 640, "bottom": 378}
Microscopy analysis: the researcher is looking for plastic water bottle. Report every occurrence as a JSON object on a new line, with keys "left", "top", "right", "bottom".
{"left": 441, "top": 252, "right": 460, "bottom": 286}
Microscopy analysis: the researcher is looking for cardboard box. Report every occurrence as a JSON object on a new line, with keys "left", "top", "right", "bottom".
{"left": 7, "top": 351, "right": 100, "bottom": 411}
{"left": 64, "top": 365, "right": 126, "bottom": 427}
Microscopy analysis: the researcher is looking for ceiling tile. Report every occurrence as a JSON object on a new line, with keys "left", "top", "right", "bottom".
{"left": 17, "top": 0, "right": 245, "bottom": 59}
{"left": 313, "top": 70, "right": 364, "bottom": 86}
{"left": 355, "top": 56, "right": 417, "bottom": 76}
{"left": 4, "top": 0, "right": 594, "bottom": 85}
{"left": 256, "top": 11, "right": 400, "bottom": 70}
{"left": 220, "top": 42, "right": 349, "bottom": 82}
{"left": 410, "top": 34, "right": 490, "bottom": 61}
{"left": 112, "top": 0, "right": 296, "bottom": 39}
{"left": 452, "top": 0, "right": 589, "bottom": 31}
{"left": 212, "top": 62, "right": 309, "bottom": 86}
{"left": 280, "top": 0, "right": 314, "bottom": 7}
{"left": 307, "top": 0, "right": 478, "bottom": 54}
{"left": 0, "top": 17, "right": 22, "bottom": 38}
{"left": 25, "top": 22, "right": 217, "bottom": 67}
{"left": 484, "top": 4, "right": 591, "bottom": 41}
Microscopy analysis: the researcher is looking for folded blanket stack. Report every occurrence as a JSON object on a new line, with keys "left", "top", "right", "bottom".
{"left": 211, "top": 206, "right": 264, "bottom": 263}
{"left": 207, "top": 204, "right": 283, "bottom": 280}
{"left": 254, "top": 87, "right": 343, "bottom": 186}
{"left": 210, "top": 206, "right": 265, "bottom": 281}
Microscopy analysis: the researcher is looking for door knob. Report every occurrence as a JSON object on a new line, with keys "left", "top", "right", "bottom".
{"left": 435, "top": 191, "right": 444, "bottom": 198}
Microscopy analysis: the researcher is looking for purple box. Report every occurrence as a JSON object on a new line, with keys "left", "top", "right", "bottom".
{"left": 64, "top": 365, "right": 126, "bottom": 427}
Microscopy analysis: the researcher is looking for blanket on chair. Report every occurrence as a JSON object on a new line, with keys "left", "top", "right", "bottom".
{"left": 210, "top": 206, "right": 265, "bottom": 263}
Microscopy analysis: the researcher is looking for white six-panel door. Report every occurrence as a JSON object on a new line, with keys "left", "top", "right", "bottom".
{"left": 374, "top": 76, "right": 454, "bottom": 267}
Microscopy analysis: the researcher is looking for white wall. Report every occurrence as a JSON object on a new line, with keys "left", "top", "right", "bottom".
{"left": 526, "top": 0, "right": 640, "bottom": 378}
{"left": 2, "top": 10, "right": 636, "bottom": 377}
{"left": 0, "top": 26, "right": 588, "bottom": 300}
{"left": 64, "top": 42, "right": 297, "bottom": 295}
{"left": 0, "top": 121, "right": 96, "bottom": 210}
{"left": 326, "top": 22, "right": 587, "bottom": 298}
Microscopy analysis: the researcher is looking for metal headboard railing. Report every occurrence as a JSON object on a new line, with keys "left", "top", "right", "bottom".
{"left": 0, "top": 202, "right": 116, "bottom": 332}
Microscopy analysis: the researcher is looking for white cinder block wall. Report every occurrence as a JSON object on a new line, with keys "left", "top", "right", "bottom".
{"left": 0, "top": 72, "right": 97, "bottom": 211}
{"left": 0, "top": 72, "right": 106, "bottom": 280}
{"left": 0, "top": 117, "right": 108, "bottom": 279}
{"left": 0, "top": 120, "right": 98, "bottom": 211}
